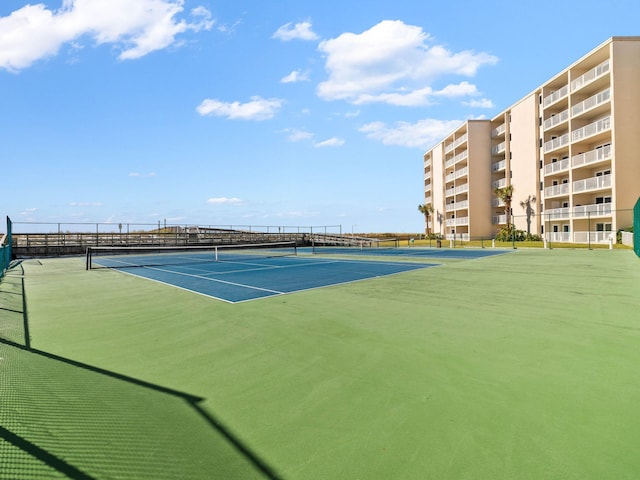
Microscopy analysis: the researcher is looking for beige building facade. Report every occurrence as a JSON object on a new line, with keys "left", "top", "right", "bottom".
{"left": 423, "top": 37, "right": 640, "bottom": 243}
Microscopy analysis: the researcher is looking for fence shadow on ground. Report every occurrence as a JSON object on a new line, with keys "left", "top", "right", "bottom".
{"left": 0, "top": 264, "right": 283, "bottom": 480}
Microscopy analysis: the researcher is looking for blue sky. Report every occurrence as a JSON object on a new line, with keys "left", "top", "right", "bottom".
{"left": 1, "top": 0, "right": 638, "bottom": 233}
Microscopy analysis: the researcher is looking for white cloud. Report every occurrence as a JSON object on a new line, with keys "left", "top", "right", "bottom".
{"left": 272, "top": 21, "right": 319, "bottom": 41}
{"left": 359, "top": 118, "right": 462, "bottom": 149}
{"left": 280, "top": 69, "right": 310, "bottom": 83}
{"left": 317, "top": 20, "right": 498, "bottom": 106}
{"left": 196, "top": 96, "right": 283, "bottom": 120}
{"left": 314, "top": 137, "right": 345, "bottom": 148}
{"left": 283, "top": 128, "right": 314, "bottom": 142}
{"left": 0, "top": 0, "right": 214, "bottom": 72}
{"left": 434, "top": 81, "right": 479, "bottom": 98}
{"left": 129, "top": 172, "right": 157, "bottom": 178}
{"left": 463, "top": 98, "right": 495, "bottom": 108}
{"left": 206, "top": 197, "right": 243, "bottom": 205}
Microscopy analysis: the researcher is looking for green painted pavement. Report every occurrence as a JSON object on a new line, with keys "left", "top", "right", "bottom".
{"left": 2, "top": 249, "right": 640, "bottom": 479}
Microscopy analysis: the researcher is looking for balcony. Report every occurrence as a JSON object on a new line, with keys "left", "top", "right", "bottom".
{"left": 446, "top": 216, "right": 469, "bottom": 227}
{"left": 445, "top": 166, "right": 469, "bottom": 183}
{"left": 544, "top": 207, "right": 570, "bottom": 220}
{"left": 446, "top": 183, "right": 469, "bottom": 197}
{"left": 543, "top": 84, "right": 569, "bottom": 108}
{"left": 543, "top": 133, "right": 570, "bottom": 153}
{"left": 571, "top": 88, "right": 610, "bottom": 117}
{"left": 424, "top": 170, "right": 431, "bottom": 180}
{"left": 492, "top": 124, "right": 506, "bottom": 137}
{"left": 492, "top": 159, "right": 507, "bottom": 172}
{"left": 543, "top": 158, "right": 570, "bottom": 176}
{"left": 544, "top": 183, "right": 570, "bottom": 198}
{"left": 571, "top": 59, "right": 610, "bottom": 92}
{"left": 543, "top": 109, "right": 569, "bottom": 131}
{"left": 571, "top": 116, "right": 611, "bottom": 143}
{"left": 444, "top": 150, "right": 468, "bottom": 169}
{"left": 573, "top": 203, "right": 612, "bottom": 218}
{"left": 492, "top": 197, "right": 505, "bottom": 207}
{"left": 492, "top": 214, "right": 507, "bottom": 225}
{"left": 445, "top": 200, "right": 469, "bottom": 212}
{"left": 454, "top": 183, "right": 469, "bottom": 195}
{"left": 572, "top": 145, "right": 611, "bottom": 169}
{"left": 492, "top": 178, "right": 507, "bottom": 189}
{"left": 444, "top": 134, "right": 468, "bottom": 153}
{"left": 492, "top": 141, "right": 506, "bottom": 155}
{"left": 573, "top": 173, "right": 612, "bottom": 193}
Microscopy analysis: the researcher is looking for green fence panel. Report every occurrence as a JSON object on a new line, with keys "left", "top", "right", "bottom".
{"left": 1, "top": 217, "right": 12, "bottom": 280}
{"left": 634, "top": 199, "right": 640, "bottom": 257}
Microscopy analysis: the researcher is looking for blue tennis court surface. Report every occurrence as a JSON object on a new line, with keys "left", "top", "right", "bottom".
{"left": 106, "top": 255, "right": 439, "bottom": 303}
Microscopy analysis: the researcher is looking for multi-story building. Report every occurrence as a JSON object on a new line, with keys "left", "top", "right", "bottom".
{"left": 423, "top": 36, "right": 640, "bottom": 243}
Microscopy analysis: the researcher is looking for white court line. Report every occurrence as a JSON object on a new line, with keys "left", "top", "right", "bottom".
{"left": 141, "top": 265, "right": 286, "bottom": 295}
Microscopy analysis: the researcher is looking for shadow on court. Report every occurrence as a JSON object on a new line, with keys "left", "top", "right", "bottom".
{"left": 0, "top": 265, "right": 282, "bottom": 480}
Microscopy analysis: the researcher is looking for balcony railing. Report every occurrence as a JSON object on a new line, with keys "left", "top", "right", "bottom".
{"left": 492, "top": 124, "right": 506, "bottom": 137}
{"left": 571, "top": 116, "right": 611, "bottom": 142}
{"left": 445, "top": 183, "right": 469, "bottom": 197}
{"left": 544, "top": 183, "right": 570, "bottom": 198}
{"left": 573, "top": 173, "right": 612, "bottom": 193}
{"left": 571, "top": 59, "right": 610, "bottom": 92}
{"left": 492, "top": 178, "right": 507, "bottom": 189}
{"left": 573, "top": 203, "right": 612, "bottom": 218}
{"left": 543, "top": 204, "right": 612, "bottom": 220}
{"left": 544, "top": 158, "right": 570, "bottom": 175}
{"left": 543, "top": 133, "right": 570, "bottom": 153}
{"left": 491, "top": 141, "right": 506, "bottom": 155}
{"left": 543, "top": 109, "right": 569, "bottom": 131}
{"left": 543, "top": 84, "right": 569, "bottom": 107}
{"left": 492, "top": 214, "right": 507, "bottom": 225}
{"left": 445, "top": 200, "right": 469, "bottom": 212}
{"left": 445, "top": 166, "right": 469, "bottom": 183}
{"left": 445, "top": 216, "right": 469, "bottom": 227}
{"left": 571, "top": 88, "right": 610, "bottom": 117}
{"left": 492, "top": 159, "right": 507, "bottom": 172}
{"left": 492, "top": 197, "right": 505, "bottom": 207}
{"left": 544, "top": 207, "right": 571, "bottom": 220}
{"left": 444, "top": 150, "right": 468, "bottom": 169}
{"left": 444, "top": 134, "right": 468, "bottom": 153}
{"left": 572, "top": 145, "right": 612, "bottom": 168}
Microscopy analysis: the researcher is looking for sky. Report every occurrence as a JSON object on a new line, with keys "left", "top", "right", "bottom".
{"left": 1, "top": 0, "right": 639, "bottom": 234}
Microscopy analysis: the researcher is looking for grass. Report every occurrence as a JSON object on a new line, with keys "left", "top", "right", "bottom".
{"left": 2, "top": 248, "right": 640, "bottom": 479}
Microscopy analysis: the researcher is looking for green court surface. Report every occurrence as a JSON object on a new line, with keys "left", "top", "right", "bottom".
{"left": 2, "top": 249, "right": 640, "bottom": 479}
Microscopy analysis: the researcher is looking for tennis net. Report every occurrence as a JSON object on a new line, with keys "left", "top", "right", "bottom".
{"left": 312, "top": 237, "right": 399, "bottom": 254}
{"left": 86, "top": 241, "right": 297, "bottom": 270}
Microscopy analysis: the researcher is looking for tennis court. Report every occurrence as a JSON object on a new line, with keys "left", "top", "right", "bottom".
{"left": 88, "top": 243, "right": 439, "bottom": 303}
{"left": 3, "top": 248, "right": 640, "bottom": 479}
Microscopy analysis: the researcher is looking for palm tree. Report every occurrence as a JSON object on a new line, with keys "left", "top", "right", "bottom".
{"left": 519, "top": 194, "right": 536, "bottom": 236}
{"left": 417, "top": 204, "right": 434, "bottom": 235}
{"left": 493, "top": 185, "right": 515, "bottom": 231}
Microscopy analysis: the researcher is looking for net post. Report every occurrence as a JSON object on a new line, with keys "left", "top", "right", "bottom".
{"left": 86, "top": 247, "right": 91, "bottom": 270}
